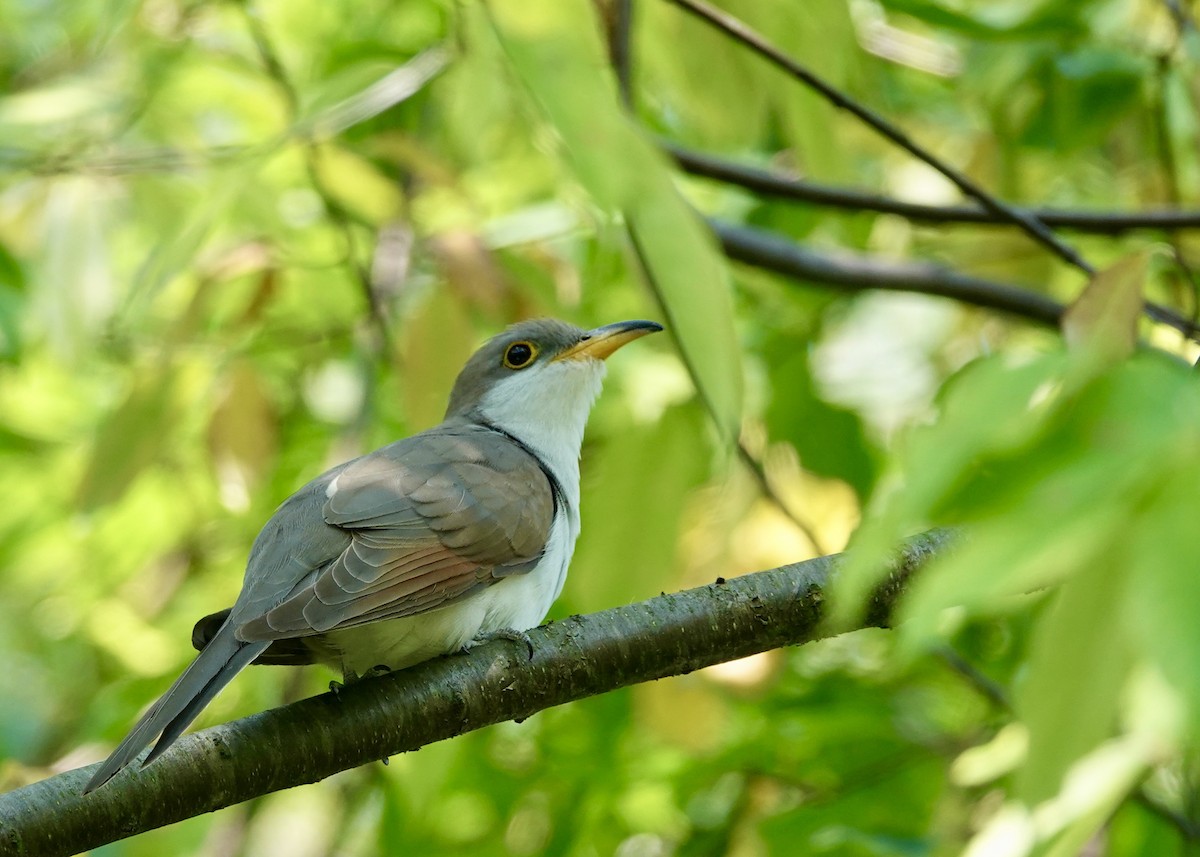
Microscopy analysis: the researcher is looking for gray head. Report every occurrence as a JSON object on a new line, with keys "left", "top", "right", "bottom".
{"left": 443, "top": 317, "right": 662, "bottom": 474}
{"left": 445, "top": 318, "right": 663, "bottom": 421}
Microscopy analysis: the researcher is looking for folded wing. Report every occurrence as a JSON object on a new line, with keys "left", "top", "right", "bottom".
{"left": 234, "top": 423, "right": 556, "bottom": 640}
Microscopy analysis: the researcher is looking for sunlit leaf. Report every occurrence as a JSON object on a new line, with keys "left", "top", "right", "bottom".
{"left": 1014, "top": 565, "right": 1134, "bottom": 804}
{"left": 310, "top": 143, "right": 404, "bottom": 224}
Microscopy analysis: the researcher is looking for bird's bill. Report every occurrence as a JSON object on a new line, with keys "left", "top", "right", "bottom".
{"left": 554, "top": 319, "right": 664, "bottom": 362}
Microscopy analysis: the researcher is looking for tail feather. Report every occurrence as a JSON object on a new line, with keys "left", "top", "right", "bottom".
{"left": 141, "top": 641, "right": 264, "bottom": 768}
{"left": 84, "top": 624, "right": 269, "bottom": 793}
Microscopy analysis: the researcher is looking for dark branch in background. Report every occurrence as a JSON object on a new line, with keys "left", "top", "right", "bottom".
{"left": 667, "top": 143, "right": 1200, "bottom": 236}
{"left": 710, "top": 219, "right": 1200, "bottom": 340}
{"left": 711, "top": 219, "right": 1066, "bottom": 327}
{"left": 665, "top": 0, "right": 1096, "bottom": 277}
{"left": 0, "top": 531, "right": 954, "bottom": 857}
{"left": 935, "top": 645, "right": 1013, "bottom": 712}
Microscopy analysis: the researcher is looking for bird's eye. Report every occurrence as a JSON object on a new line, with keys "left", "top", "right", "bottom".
{"left": 503, "top": 341, "right": 538, "bottom": 369}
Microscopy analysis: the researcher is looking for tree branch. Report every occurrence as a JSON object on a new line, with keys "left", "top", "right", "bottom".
{"left": 710, "top": 218, "right": 1067, "bottom": 327}
{"left": 665, "top": 0, "right": 1096, "bottom": 277}
{"left": 0, "top": 530, "right": 954, "bottom": 857}
{"left": 711, "top": 219, "right": 1200, "bottom": 339}
{"left": 667, "top": 143, "right": 1200, "bottom": 236}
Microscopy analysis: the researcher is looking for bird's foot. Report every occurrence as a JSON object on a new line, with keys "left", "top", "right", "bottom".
{"left": 329, "top": 664, "right": 392, "bottom": 695}
{"left": 464, "top": 627, "right": 535, "bottom": 661}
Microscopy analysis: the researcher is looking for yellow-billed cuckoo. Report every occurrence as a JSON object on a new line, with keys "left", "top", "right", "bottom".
{"left": 85, "top": 317, "right": 662, "bottom": 792}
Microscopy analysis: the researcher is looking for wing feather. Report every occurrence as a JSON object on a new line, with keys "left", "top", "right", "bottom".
{"left": 233, "top": 422, "right": 554, "bottom": 642}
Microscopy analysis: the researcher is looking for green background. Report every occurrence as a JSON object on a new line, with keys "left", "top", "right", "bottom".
{"left": 1, "top": 0, "right": 1198, "bottom": 854}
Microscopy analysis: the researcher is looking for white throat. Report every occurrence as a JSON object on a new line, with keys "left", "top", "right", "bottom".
{"left": 474, "top": 358, "right": 607, "bottom": 506}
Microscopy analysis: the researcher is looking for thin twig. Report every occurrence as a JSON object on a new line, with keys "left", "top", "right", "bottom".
{"left": 737, "top": 442, "right": 827, "bottom": 555}
{"left": 667, "top": 142, "right": 1200, "bottom": 235}
{"left": 935, "top": 645, "right": 1012, "bottom": 712}
{"left": 665, "top": 0, "right": 1096, "bottom": 276}
{"left": 602, "top": 0, "right": 636, "bottom": 106}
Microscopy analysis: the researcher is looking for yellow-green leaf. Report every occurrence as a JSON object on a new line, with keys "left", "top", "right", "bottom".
{"left": 1061, "top": 251, "right": 1147, "bottom": 366}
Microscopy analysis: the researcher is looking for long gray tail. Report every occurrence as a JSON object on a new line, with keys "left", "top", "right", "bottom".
{"left": 83, "top": 622, "right": 269, "bottom": 793}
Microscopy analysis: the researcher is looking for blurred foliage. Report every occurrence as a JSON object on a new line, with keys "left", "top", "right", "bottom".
{"left": 0, "top": 0, "right": 1199, "bottom": 854}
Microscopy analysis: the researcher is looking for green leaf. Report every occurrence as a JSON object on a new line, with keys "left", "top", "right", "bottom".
{"left": 1127, "top": 467, "right": 1200, "bottom": 724}
{"left": 896, "top": 354, "right": 1192, "bottom": 643}
{"left": 0, "top": 284, "right": 23, "bottom": 361}
{"left": 487, "top": 0, "right": 742, "bottom": 439}
{"left": 1015, "top": 564, "right": 1134, "bottom": 804}
{"left": 626, "top": 201, "right": 742, "bottom": 440}
{"left": 0, "top": 241, "right": 25, "bottom": 293}
{"left": 832, "top": 351, "right": 1066, "bottom": 627}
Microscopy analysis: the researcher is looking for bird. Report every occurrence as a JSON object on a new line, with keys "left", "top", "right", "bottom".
{"left": 84, "top": 317, "right": 663, "bottom": 793}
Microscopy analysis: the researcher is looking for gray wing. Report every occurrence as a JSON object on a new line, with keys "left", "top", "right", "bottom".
{"left": 234, "top": 422, "right": 556, "bottom": 639}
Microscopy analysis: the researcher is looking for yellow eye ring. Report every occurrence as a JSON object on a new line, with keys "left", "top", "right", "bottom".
{"left": 503, "top": 341, "right": 538, "bottom": 369}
